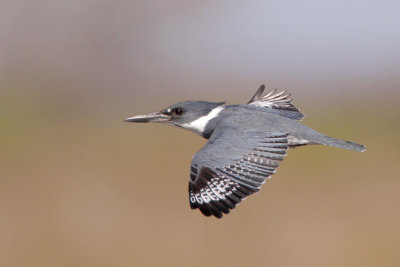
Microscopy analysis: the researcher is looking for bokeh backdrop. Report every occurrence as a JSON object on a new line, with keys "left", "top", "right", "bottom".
{"left": 1, "top": 1, "right": 399, "bottom": 266}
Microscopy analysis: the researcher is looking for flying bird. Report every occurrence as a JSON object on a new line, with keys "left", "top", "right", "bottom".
{"left": 124, "top": 85, "right": 366, "bottom": 218}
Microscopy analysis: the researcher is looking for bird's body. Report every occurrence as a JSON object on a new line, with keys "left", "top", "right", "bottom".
{"left": 209, "top": 105, "right": 363, "bottom": 150}
{"left": 125, "top": 85, "right": 365, "bottom": 218}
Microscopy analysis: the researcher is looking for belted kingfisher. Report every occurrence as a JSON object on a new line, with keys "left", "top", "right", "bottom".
{"left": 124, "top": 85, "right": 366, "bottom": 218}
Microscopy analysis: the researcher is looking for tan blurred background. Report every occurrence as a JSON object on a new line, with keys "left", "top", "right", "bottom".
{"left": 1, "top": 1, "right": 400, "bottom": 266}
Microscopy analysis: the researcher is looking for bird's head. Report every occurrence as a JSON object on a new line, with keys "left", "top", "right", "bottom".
{"left": 124, "top": 101, "right": 225, "bottom": 135}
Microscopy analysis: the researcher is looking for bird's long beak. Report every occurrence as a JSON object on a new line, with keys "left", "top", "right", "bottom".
{"left": 124, "top": 112, "right": 171, "bottom": 123}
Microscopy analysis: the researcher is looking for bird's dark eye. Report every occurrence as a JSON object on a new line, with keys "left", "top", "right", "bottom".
{"left": 173, "top": 108, "right": 183, "bottom": 115}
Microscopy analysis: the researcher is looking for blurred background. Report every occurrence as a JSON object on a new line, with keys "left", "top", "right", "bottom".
{"left": 1, "top": 0, "right": 399, "bottom": 266}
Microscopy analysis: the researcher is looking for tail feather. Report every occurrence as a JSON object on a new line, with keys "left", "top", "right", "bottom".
{"left": 324, "top": 138, "right": 366, "bottom": 152}
{"left": 295, "top": 128, "right": 366, "bottom": 152}
{"left": 312, "top": 135, "right": 366, "bottom": 152}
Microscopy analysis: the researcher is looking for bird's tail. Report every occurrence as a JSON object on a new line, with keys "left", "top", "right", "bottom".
{"left": 309, "top": 133, "right": 366, "bottom": 152}
{"left": 320, "top": 137, "right": 366, "bottom": 152}
{"left": 297, "top": 128, "right": 366, "bottom": 152}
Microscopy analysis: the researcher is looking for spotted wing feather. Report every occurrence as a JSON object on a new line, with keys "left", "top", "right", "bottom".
{"left": 248, "top": 85, "right": 304, "bottom": 120}
{"left": 189, "top": 132, "right": 289, "bottom": 218}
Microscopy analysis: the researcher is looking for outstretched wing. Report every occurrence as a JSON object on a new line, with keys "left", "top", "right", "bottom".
{"left": 248, "top": 85, "right": 304, "bottom": 120}
{"left": 189, "top": 127, "right": 290, "bottom": 218}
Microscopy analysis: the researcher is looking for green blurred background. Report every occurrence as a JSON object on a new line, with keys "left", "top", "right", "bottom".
{"left": 1, "top": 1, "right": 399, "bottom": 266}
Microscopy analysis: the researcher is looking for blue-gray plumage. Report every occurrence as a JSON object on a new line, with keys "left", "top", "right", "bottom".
{"left": 124, "top": 85, "right": 366, "bottom": 218}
